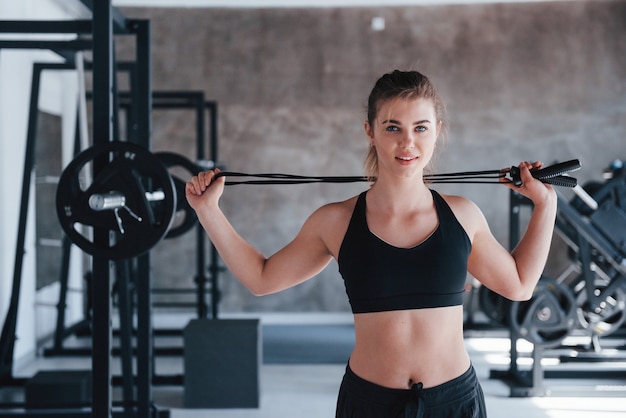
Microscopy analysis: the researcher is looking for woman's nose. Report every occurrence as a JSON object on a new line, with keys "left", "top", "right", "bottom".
{"left": 399, "top": 131, "right": 415, "bottom": 147}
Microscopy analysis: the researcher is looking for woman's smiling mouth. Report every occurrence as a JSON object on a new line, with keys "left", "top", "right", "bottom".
{"left": 396, "top": 155, "right": 418, "bottom": 163}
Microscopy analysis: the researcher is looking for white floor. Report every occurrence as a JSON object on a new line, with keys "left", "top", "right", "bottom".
{"left": 161, "top": 335, "right": 626, "bottom": 418}
{"left": 4, "top": 313, "right": 626, "bottom": 418}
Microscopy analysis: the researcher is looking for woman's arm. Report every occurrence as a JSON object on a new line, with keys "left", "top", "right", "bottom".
{"left": 465, "top": 162, "right": 558, "bottom": 301}
{"left": 186, "top": 170, "right": 334, "bottom": 296}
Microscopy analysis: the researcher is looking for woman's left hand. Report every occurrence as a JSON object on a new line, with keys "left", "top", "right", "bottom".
{"left": 501, "top": 161, "right": 557, "bottom": 206}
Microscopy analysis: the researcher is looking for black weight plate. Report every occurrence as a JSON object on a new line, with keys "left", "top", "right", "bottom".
{"left": 574, "top": 279, "right": 626, "bottom": 337}
{"left": 56, "top": 141, "right": 176, "bottom": 260}
{"left": 154, "top": 152, "right": 202, "bottom": 239}
{"left": 509, "top": 277, "right": 577, "bottom": 347}
{"left": 478, "top": 285, "right": 511, "bottom": 326}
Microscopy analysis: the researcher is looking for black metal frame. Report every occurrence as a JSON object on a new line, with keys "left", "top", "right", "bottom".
{"left": 490, "top": 190, "right": 626, "bottom": 397}
{"left": 42, "top": 91, "right": 222, "bottom": 377}
{"left": 118, "top": 90, "right": 221, "bottom": 320}
{"left": 0, "top": 5, "right": 169, "bottom": 417}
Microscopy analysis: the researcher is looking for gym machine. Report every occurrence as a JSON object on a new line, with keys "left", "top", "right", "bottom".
{"left": 489, "top": 161, "right": 626, "bottom": 397}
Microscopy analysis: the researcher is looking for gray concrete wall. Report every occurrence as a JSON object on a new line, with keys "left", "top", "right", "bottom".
{"left": 118, "top": 1, "right": 626, "bottom": 313}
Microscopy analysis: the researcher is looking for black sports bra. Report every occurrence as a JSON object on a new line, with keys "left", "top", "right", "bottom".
{"left": 338, "top": 189, "right": 472, "bottom": 314}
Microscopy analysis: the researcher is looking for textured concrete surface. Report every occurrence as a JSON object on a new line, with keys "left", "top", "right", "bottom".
{"left": 116, "top": 1, "right": 626, "bottom": 312}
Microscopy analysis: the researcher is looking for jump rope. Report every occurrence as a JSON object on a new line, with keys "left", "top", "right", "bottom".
{"left": 213, "top": 159, "right": 581, "bottom": 188}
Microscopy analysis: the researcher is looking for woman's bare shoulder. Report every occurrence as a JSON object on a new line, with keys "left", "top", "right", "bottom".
{"left": 437, "top": 192, "right": 489, "bottom": 237}
{"left": 439, "top": 192, "right": 480, "bottom": 213}
{"left": 303, "top": 194, "right": 361, "bottom": 256}
{"left": 311, "top": 194, "right": 360, "bottom": 224}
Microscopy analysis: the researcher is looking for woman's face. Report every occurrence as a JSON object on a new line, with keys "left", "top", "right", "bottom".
{"left": 365, "top": 97, "right": 441, "bottom": 180}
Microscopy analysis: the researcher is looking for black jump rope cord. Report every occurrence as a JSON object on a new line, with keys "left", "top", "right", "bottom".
{"left": 213, "top": 159, "right": 581, "bottom": 188}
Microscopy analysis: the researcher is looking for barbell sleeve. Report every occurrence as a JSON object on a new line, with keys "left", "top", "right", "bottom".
{"left": 89, "top": 191, "right": 126, "bottom": 211}
{"left": 89, "top": 190, "right": 166, "bottom": 211}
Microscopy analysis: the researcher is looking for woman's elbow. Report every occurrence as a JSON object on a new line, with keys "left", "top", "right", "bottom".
{"left": 245, "top": 279, "right": 282, "bottom": 297}
{"left": 508, "top": 289, "right": 534, "bottom": 302}
{"left": 248, "top": 287, "right": 274, "bottom": 297}
{"left": 245, "top": 282, "right": 272, "bottom": 297}
{"left": 502, "top": 284, "right": 536, "bottom": 301}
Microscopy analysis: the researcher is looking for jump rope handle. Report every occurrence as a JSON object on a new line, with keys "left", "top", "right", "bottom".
{"left": 540, "top": 175, "right": 578, "bottom": 188}
{"left": 509, "top": 159, "right": 581, "bottom": 187}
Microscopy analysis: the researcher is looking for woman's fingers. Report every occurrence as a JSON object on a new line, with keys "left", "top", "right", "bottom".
{"left": 186, "top": 168, "right": 225, "bottom": 196}
{"left": 185, "top": 177, "right": 199, "bottom": 195}
{"left": 500, "top": 161, "right": 549, "bottom": 192}
{"left": 187, "top": 170, "right": 212, "bottom": 195}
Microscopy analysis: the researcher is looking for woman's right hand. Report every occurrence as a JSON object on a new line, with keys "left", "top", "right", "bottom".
{"left": 185, "top": 168, "right": 226, "bottom": 212}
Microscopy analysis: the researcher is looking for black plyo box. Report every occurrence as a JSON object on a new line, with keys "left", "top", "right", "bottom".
{"left": 25, "top": 370, "right": 92, "bottom": 409}
{"left": 183, "top": 319, "right": 261, "bottom": 408}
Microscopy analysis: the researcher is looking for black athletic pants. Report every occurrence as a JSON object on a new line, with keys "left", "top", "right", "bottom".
{"left": 335, "top": 363, "right": 487, "bottom": 418}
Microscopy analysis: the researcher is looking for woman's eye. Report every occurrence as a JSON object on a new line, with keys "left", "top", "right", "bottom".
{"left": 385, "top": 125, "right": 399, "bottom": 132}
{"left": 416, "top": 125, "right": 428, "bottom": 132}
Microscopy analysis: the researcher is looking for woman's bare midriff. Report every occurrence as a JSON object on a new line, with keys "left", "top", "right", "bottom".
{"left": 348, "top": 305, "right": 470, "bottom": 389}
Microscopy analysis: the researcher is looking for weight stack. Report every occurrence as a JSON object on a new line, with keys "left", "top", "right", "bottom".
{"left": 25, "top": 370, "right": 92, "bottom": 409}
{"left": 183, "top": 318, "right": 261, "bottom": 408}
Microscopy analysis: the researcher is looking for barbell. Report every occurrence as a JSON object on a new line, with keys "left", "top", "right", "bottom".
{"left": 56, "top": 141, "right": 204, "bottom": 260}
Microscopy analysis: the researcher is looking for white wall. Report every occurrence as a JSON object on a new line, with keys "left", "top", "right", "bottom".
{"left": 0, "top": 0, "right": 86, "bottom": 369}
{"left": 112, "top": 0, "right": 574, "bottom": 7}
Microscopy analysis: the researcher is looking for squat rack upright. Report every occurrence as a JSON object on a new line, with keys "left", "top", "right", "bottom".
{"left": 0, "top": 2, "right": 167, "bottom": 417}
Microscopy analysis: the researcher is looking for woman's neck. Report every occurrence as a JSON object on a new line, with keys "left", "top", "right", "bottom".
{"left": 367, "top": 174, "right": 432, "bottom": 214}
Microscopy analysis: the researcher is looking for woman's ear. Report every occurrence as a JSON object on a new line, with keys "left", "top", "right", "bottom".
{"left": 436, "top": 120, "right": 443, "bottom": 139}
{"left": 364, "top": 120, "right": 374, "bottom": 142}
